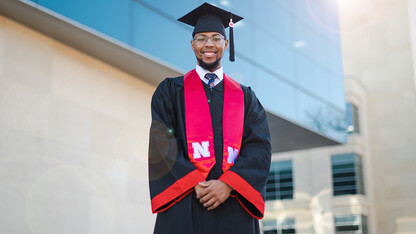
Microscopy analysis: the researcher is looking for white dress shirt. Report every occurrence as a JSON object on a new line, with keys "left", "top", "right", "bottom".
{"left": 195, "top": 65, "right": 224, "bottom": 87}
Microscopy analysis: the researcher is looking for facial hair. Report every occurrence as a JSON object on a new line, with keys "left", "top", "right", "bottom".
{"left": 197, "top": 57, "right": 221, "bottom": 72}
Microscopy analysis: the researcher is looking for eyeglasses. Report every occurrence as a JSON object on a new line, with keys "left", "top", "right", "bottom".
{"left": 193, "top": 35, "right": 225, "bottom": 44}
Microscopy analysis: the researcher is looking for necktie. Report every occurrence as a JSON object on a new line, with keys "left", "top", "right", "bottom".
{"left": 205, "top": 73, "right": 218, "bottom": 91}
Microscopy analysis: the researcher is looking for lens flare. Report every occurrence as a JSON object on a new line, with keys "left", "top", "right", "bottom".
{"left": 306, "top": 0, "right": 385, "bottom": 35}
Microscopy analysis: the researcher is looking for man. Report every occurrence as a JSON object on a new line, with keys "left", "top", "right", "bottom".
{"left": 148, "top": 3, "right": 271, "bottom": 234}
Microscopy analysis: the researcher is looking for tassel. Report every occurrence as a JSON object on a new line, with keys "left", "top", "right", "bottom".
{"left": 229, "top": 15, "right": 235, "bottom": 62}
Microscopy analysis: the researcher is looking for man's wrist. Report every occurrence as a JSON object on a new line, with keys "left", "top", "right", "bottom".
{"left": 223, "top": 181, "right": 233, "bottom": 192}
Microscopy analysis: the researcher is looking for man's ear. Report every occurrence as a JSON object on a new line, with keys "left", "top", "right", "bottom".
{"left": 191, "top": 40, "right": 195, "bottom": 51}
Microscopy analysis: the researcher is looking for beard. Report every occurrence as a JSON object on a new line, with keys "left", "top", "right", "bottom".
{"left": 197, "top": 57, "right": 221, "bottom": 71}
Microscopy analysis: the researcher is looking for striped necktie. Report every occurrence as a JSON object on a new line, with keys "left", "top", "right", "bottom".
{"left": 205, "top": 73, "right": 218, "bottom": 91}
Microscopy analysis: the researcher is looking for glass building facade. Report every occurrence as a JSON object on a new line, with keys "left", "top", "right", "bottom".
{"left": 27, "top": 0, "right": 347, "bottom": 149}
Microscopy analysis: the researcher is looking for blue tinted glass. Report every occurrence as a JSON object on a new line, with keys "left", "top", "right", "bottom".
{"left": 346, "top": 103, "right": 353, "bottom": 127}
{"left": 297, "top": 90, "right": 346, "bottom": 140}
{"left": 293, "top": 0, "right": 319, "bottom": 30}
{"left": 295, "top": 55, "right": 330, "bottom": 100}
{"left": 328, "top": 44, "right": 344, "bottom": 77}
{"left": 293, "top": 0, "right": 338, "bottom": 44}
{"left": 233, "top": 20, "right": 254, "bottom": 59}
{"left": 253, "top": 2, "right": 293, "bottom": 46}
{"left": 296, "top": 90, "right": 328, "bottom": 131}
{"left": 328, "top": 31, "right": 342, "bottom": 47}
{"left": 132, "top": 2, "right": 194, "bottom": 71}
{"left": 254, "top": 30, "right": 295, "bottom": 81}
{"left": 212, "top": 0, "right": 251, "bottom": 17}
{"left": 275, "top": 0, "right": 293, "bottom": 12}
{"left": 332, "top": 153, "right": 355, "bottom": 164}
{"left": 307, "top": 0, "right": 328, "bottom": 29}
{"left": 330, "top": 75, "right": 346, "bottom": 107}
{"left": 293, "top": 21, "right": 328, "bottom": 69}
{"left": 254, "top": 68, "right": 297, "bottom": 121}
{"left": 313, "top": 0, "right": 340, "bottom": 32}
{"left": 136, "top": 0, "right": 200, "bottom": 19}
{"left": 325, "top": 9, "right": 340, "bottom": 33}
{"left": 278, "top": 160, "right": 292, "bottom": 170}
{"left": 223, "top": 58, "right": 255, "bottom": 86}
{"left": 37, "top": 0, "right": 131, "bottom": 44}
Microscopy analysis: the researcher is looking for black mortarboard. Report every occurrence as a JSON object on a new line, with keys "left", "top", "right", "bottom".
{"left": 178, "top": 2, "right": 243, "bottom": 62}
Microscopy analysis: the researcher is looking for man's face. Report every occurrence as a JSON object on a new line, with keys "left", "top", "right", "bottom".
{"left": 191, "top": 32, "right": 229, "bottom": 71}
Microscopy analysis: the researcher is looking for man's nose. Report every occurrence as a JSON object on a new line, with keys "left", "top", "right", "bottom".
{"left": 204, "top": 38, "right": 215, "bottom": 46}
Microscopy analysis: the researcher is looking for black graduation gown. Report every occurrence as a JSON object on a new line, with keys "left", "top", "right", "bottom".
{"left": 148, "top": 75, "right": 271, "bottom": 234}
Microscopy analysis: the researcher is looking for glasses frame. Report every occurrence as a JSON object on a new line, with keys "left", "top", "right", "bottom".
{"left": 193, "top": 34, "right": 225, "bottom": 44}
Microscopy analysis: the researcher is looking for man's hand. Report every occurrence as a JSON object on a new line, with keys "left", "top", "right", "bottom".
{"left": 194, "top": 181, "right": 206, "bottom": 197}
{"left": 194, "top": 180, "right": 232, "bottom": 211}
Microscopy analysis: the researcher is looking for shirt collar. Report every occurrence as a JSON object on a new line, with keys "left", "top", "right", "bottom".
{"left": 195, "top": 65, "right": 224, "bottom": 82}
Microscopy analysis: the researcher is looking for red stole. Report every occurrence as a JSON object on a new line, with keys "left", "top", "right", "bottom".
{"left": 184, "top": 69, "right": 244, "bottom": 178}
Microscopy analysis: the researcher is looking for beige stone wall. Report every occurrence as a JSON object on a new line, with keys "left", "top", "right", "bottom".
{"left": 0, "top": 15, "right": 156, "bottom": 233}
{"left": 339, "top": 0, "right": 416, "bottom": 233}
{"left": 409, "top": 0, "right": 416, "bottom": 93}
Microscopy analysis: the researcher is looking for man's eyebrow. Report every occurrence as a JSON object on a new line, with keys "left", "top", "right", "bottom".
{"left": 195, "top": 33, "right": 222, "bottom": 36}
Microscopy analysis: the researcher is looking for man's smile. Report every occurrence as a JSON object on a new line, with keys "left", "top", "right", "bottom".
{"left": 201, "top": 51, "right": 217, "bottom": 58}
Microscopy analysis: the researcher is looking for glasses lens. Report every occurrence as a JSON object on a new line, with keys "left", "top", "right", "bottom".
{"left": 212, "top": 35, "right": 223, "bottom": 42}
{"left": 195, "top": 36, "right": 207, "bottom": 43}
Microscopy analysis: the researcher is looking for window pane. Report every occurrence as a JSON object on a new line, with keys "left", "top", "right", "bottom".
{"left": 282, "top": 229, "right": 296, "bottom": 234}
{"left": 336, "top": 225, "right": 360, "bottom": 231}
{"left": 361, "top": 215, "right": 369, "bottom": 234}
{"left": 334, "top": 214, "right": 367, "bottom": 234}
{"left": 264, "top": 230, "right": 278, "bottom": 234}
{"left": 266, "top": 160, "right": 293, "bottom": 200}
{"left": 263, "top": 218, "right": 296, "bottom": 234}
{"left": 331, "top": 154, "right": 365, "bottom": 196}
{"left": 346, "top": 103, "right": 360, "bottom": 134}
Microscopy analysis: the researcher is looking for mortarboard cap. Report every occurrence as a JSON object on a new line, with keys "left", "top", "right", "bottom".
{"left": 178, "top": 2, "right": 243, "bottom": 62}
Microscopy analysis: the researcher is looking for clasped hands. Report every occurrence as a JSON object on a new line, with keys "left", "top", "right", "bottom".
{"left": 194, "top": 180, "right": 233, "bottom": 211}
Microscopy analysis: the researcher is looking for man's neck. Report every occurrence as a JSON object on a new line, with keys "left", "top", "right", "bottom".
{"left": 195, "top": 65, "right": 224, "bottom": 83}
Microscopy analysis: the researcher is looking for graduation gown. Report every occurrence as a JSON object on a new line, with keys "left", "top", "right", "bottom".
{"left": 148, "top": 74, "right": 271, "bottom": 234}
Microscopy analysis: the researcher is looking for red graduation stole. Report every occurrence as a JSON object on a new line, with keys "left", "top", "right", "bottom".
{"left": 184, "top": 69, "right": 244, "bottom": 178}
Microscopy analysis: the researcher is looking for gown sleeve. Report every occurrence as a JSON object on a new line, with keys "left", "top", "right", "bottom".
{"left": 218, "top": 86, "right": 272, "bottom": 219}
{"left": 148, "top": 78, "right": 205, "bottom": 213}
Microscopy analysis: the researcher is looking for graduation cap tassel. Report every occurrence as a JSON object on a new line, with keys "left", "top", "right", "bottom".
{"left": 229, "top": 16, "right": 235, "bottom": 62}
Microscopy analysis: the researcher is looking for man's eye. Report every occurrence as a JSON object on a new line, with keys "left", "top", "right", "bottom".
{"left": 196, "top": 37, "right": 207, "bottom": 42}
{"left": 212, "top": 36, "right": 222, "bottom": 41}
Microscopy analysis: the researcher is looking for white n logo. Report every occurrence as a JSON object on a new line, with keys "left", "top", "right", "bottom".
{"left": 192, "top": 141, "right": 210, "bottom": 159}
{"left": 227, "top": 146, "right": 239, "bottom": 164}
